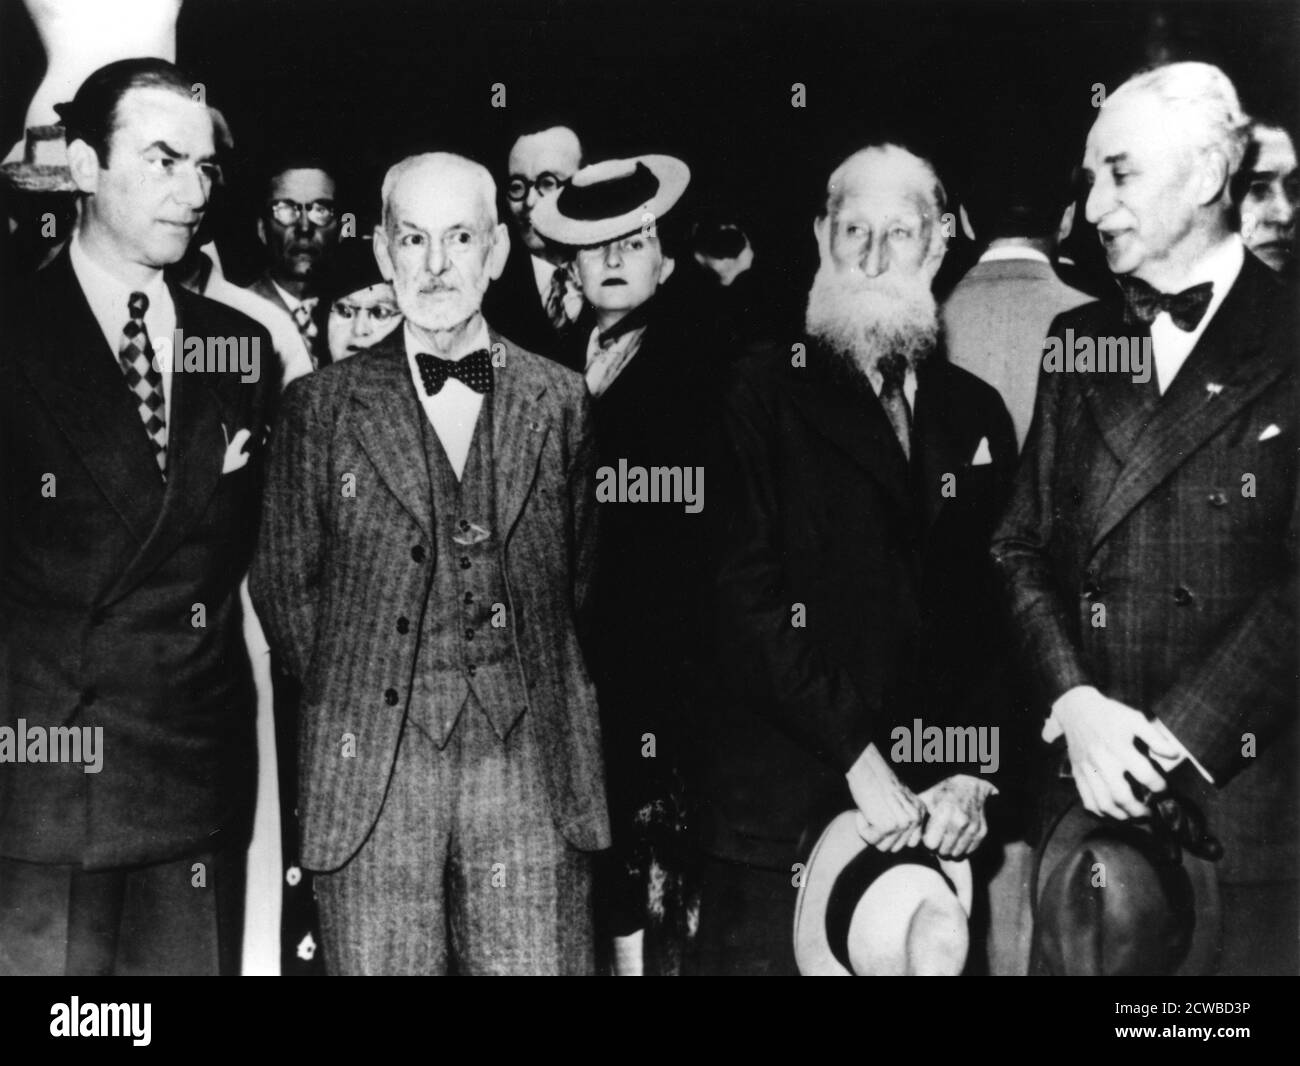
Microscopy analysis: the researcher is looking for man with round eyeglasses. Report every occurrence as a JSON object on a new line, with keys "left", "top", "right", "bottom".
{"left": 484, "top": 123, "right": 587, "bottom": 364}
{"left": 246, "top": 156, "right": 342, "bottom": 367}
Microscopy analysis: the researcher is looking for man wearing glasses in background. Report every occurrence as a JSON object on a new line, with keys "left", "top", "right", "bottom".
{"left": 246, "top": 155, "right": 342, "bottom": 368}
{"left": 484, "top": 122, "right": 586, "bottom": 366}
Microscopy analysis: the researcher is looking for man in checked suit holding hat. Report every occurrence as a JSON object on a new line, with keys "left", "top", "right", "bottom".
{"left": 993, "top": 62, "right": 1298, "bottom": 975}
{"left": 250, "top": 152, "right": 609, "bottom": 974}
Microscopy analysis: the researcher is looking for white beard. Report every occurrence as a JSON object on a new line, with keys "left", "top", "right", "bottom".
{"left": 804, "top": 260, "right": 940, "bottom": 380}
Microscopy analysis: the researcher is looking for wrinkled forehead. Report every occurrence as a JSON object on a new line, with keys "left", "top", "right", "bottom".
{"left": 1086, "top": 90, "right": 1189, "bottom": 163}
{"left": 389, "top": 162, "right": 493, "bottom": 230}
{"left": 270, "top": 168, "right": 336, "bottom": 202}
{"left": 1252, "top": 127, "right": 1299, "bottom": 176}
{"left": 508, "top": 128, "right": 582, "bottom": 178}
{"left": 832, "top": 171, "right": 933, "bottom": 226}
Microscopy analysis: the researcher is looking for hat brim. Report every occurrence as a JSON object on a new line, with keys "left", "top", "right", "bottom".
{"left": 794, "top": 811, "right": 973, "bottom": 976}
{"left": 530, "top": 155, "right": 690, "bottom": 248}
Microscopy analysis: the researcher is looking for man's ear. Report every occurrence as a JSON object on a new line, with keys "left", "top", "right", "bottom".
{"left": 813, "top": 214, "right": 831, "bottom": 261}
{"left": 256, "top": 217, "right": 267, "bottom": 247}
{"left": 487, "top": 221, "right": 510, "bottom": 281}
{"left": 65, "top": 138, "right": 101, "bottom": 196}
{"left": 923, "top": 218, "right": 949, "bottom": 281}
{"left": 657, "top": 254, "right": 676, "bottom": 286}
{"left": 1058, "top": 201, "right": 1077, "bottom": 244}
{"left": 372, "top": 226, "right": 394, "bottom": 281}
{"left": 1193, "top": 147, "right": 1232, "bottom": 207}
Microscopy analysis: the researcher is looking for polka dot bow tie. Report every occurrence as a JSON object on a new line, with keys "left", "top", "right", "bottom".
{"left": 415, "top": 348, "right": 495, "bottom": 396}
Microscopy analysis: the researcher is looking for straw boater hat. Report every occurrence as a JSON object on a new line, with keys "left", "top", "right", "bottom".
{"left": 530, "top": 154, "right": 691, "bottom": 248}
{"left": 794, "top": 810, "right": 974, "bottom": 976}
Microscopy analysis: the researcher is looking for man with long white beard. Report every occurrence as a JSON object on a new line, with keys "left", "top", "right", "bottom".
{"left": 694, "top": 144, "right": 1020, "bottom": 975}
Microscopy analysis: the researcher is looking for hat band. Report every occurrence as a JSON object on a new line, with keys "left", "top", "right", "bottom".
{"left": 825, "top": 846, "right": 953, "bottom": 973}
{"left": 558, "top": 162, "right": 660, "bottom": 222}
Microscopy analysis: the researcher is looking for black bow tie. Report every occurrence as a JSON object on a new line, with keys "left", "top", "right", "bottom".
{"left": 1117, "top": 276, "right": 1214, "bottom": 332}
{"left": 415, "top": 348, "right": 494, "bottom": 396}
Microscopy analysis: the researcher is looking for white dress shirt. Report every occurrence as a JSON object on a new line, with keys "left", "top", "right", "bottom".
{"left": 403, "top": 319, "right": 489, "bottom": 479}
{"left": 977, "top": 244, "right": 1051, "bottom": 266}
{"left": 70, "top": 232, "right": 176, "bottom": 412}
{"left": 1148, "top": 235, "right": 1244, "bottom": 393}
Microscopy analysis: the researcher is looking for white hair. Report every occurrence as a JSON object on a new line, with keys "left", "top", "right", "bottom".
{"left": 1108, "top": 62, "right": 1250, "bottom": 177}
{"left": 380, "top": 151, "right": 499, "bottom": 232}
{"left": 823, "top": 143, "right": 947, "bottom": 222}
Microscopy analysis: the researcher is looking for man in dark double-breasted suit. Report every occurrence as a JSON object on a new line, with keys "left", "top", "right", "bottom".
{"left": 250, "top": 152, "right": 609, "bottom": 975}
{"left": 992, "top": 63, "right": 1298, "bottom": 976}
{"left": 0, "top": 59, "right": 272, "bottom": 976}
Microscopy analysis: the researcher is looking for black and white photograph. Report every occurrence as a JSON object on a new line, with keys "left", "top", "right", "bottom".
{"left": 0, "top": 0, "right": 1296, "bottom": 1027}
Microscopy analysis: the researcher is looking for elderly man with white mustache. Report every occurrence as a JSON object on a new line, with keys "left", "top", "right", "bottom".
{"left": 696, "top": 143, "right": 1020, "bottom": 976}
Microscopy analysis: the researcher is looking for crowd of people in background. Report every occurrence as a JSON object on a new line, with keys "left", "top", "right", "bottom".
{"left": 0, "top": 41, "right": 1295, "bottom": 977}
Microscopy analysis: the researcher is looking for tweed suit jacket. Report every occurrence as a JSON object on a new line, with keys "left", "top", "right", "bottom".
{"left": 991, "top": 254, "right": 1298, "bottom": 883}
{"left": 942, "top": 257, "right": 1092, "bottom": 449}
{"left": 248, "top": 326, "right": 610, "bottom": 872}
{"left": 0, "top": 250, "right": 273, "bottom": 868}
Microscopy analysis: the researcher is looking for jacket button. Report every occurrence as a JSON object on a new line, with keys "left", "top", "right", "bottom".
{"left": 81, "top": 687, "right": 97, "bottom": 706}
{"left": 1207, "top": 490, "right": 1228, "bottom": 508}
{"left": 1173, "top": 586, "right": 1194, "bottom": 606}
{"left": 396, "top": 616, "right": 410, "bottom": 634}
{"left": 467, "top": 664, "right": 477, "bottom": 677}
{"left": 411, "top": 545, "right": 426, "bottom": 563}
{"left": 460, "top": 557, "right": 471, "bottom": 569}
{"left": 465, "top": 628, "right": 475, "bottom": 641}
{"left": 459, "top": 519, "right": 471, "bottom": 532}
{"left": 464, "top": 591, "right": 474, "bottom": 605}
{"left": 384, "top": 688, "right": 399, "bottom": 705}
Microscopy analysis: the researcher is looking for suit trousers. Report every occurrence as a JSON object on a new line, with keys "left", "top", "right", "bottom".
{"left": 0, "top": 848, "right": 245, "bottom": 976}
{"left": 685, "top": 853, "right": 799, "bottom": 976}
{"left": 314, "top": 697, "right": 595, "bottom": 975}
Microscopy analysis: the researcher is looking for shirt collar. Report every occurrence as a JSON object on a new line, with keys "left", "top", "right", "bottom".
{"left": 978, "top": 245, "right": 1050, "bottom": 265}
{"left": 69, "top": 231, "right": 172, "bottom": 346}
{"left": 271, "top": 278, "right": 311, "bottom": 312}
{"left": 403, "top": 316, "right": 492, "bottom": 363}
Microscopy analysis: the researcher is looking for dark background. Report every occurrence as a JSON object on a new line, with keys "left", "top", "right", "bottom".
{"left": 3, "top": 0, "right": 1298, "bottom": 300}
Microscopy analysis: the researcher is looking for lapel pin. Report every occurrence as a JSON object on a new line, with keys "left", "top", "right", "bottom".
{"left": 1206, "top": 382, "right": 1224, "bottom": 397}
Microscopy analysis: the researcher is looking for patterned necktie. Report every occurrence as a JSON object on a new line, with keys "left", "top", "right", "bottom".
{"left": 544, "top": 266, "right": 574, "bottom": 333}
{"left": 119, "top": 291, "right": 168, "bottom": 479}
{"left": 291, "top": 299, "right": 320, "bottom": 366}
{"left": 1117, "top": 276, "right": 1214, "bottom": 332}
{"left": 415, "top": 348, "right": 495, "bottom": 396}
{"left": 877, "top": 351, "right": 912, "bottom": 462}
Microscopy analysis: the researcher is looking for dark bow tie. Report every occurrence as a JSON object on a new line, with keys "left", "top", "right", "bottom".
{"left": 1117, "top": 276, "right": 1214, "bottom": 332}
{"left": 415, "top": 348, "right": 494, "bottom": 396}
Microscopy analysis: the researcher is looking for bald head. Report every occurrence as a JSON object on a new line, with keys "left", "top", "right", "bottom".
{"left": 374, "top": 152, "right": 509, "bottom": 337}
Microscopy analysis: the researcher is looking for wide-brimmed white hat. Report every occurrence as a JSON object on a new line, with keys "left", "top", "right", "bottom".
{"left": 530, "top": 154, "right": 690, "bottom": 248}
{"left": 794, "top": 810, "right": 973, "bottom": 976}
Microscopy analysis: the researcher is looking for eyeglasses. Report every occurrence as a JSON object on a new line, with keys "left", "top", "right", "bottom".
{"left": 505, "top": 172, "right": 569, "bottom": 202}
{"left": 268, "top": 199, "right": 337, "bottom": 227}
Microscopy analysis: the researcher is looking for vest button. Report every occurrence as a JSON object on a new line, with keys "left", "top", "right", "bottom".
{"left": 1173, "top": 585, "right": 1194, "bottom": 606}
{"left": 463, "top": 592, "right": 474, "bottom": 605}
{"left": 465, "top": 628, "right": 475, "bottom": 641}
{"left": 1207, "top": 490, "right": 1228, "bottom": 507}
{"left": 467, "top": 664, "right": 477, "bottom": 677}
{"left": 460, "top": 557, "right": 471, "bottom": 569}
{"left": 411, "top": 545, "right": 426, "bottom": 563}
{"left": 384, "top": 688, "right": 399, "bottom": 705}
{"left": 459, "top": 519, "right": 471, "bottom": 532}
{"left": 396, "top": 616, "right": 410, "bottom": 634}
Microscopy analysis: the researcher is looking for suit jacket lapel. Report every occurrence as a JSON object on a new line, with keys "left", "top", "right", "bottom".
{"left": 22, "top": 253, "right": 165, "bottom": 546}
{"left": 1091, "top": 257, "right": 1285, "bottom": 549}
{"left": 913, "top": 363, "right": 973, "bottom": 533}
{"left": 349, "top": 333, "right": 434, "bottom": 540}
{"left": 106, "top": 287, "right": 231, "bottom": 602}
{"left": 1077, "top": 302, "right": 1160, "bottom": 464}
{"left": 788, "top": 342, "right": 911, "bottom": 510}
{"left": 491, "top": 331, "right": 550, "bottom": 541}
